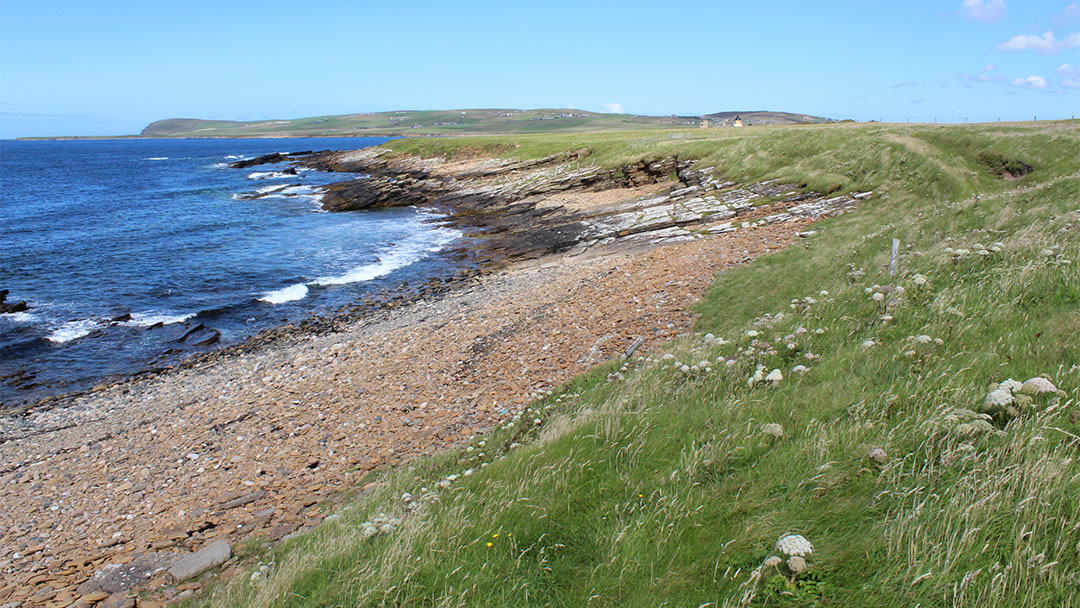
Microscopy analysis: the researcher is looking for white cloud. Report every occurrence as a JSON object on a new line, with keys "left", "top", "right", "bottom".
{"left": 1059, "top": 63, "right": 1080, "bottom": 88}
{"left": 1012, "top": 75, "right": 1048, "bottom": 88}
{"left": 961, "top": 0, "right": 1006, "bottom": 22}
{"left": 601, "top": 103, "right": 625, "bottom": 114}
{"left": 997, "top": 31, "right": 1080, "bottom": 54}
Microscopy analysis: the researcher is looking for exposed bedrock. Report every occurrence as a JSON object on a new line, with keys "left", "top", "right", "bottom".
{"left": 290, "top": 148, "right": 870, "bottom": 264}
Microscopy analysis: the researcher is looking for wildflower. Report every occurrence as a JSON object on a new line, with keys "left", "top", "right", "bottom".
{"left": 860, "top": 340, "right": 876, "bottom": 350}
{"left": 820, "top": 290, "right": 829, "bottom": 296}
{"left": 765, "top": 369, "right": 783, "bottom": 386}
{"left": 872, "top": 292, "right": 885, "bottom": 303}
{"left": 814, "top": 328, "right": 825, "bottom": 335}
{"left": 486, "top": 542, "right": 493, "bottom": 548}
{"left": 912, "top": 335, "right": 933, "bottom": 344}
{"left": 792, "top": 365, "right": 809, "bottom": 374}
{"left": 997, "top": 378, "right": 1023, "bottom": 394}
{"left": 912, "top": 274, "right": 928, "bottom": 287}
{"left": 776, "top": 534, "right": 814, "bottom": 557}
{"left": 748, "top": 365, "right": 767, "bottom": 386}
{"left": 763, "top": 556, "right": 783, "bottom": 569}
{"left": 984, "top": 389, "right": 1014, "bottom": 407}
{"left": 868, "top": 447, "right": 888, "bottom": 464}
{"left": 1020, "top": 376, "right": 1062, "bottom": 397}
{"left": 880, "top": 314, "right": 893, "bottom": 323}
{"left": 787, "top": 556, "right": 808, "bottom": 575}
{"left": 745, "top": 330, "right": 759, "bottom": 338}
{"left": 762, "top": 423, "right": 784, "bottom": 438}
{"left": 1040, "top": 248, "right": 1055, "bottom": 257}
{"left": 795, "top": 327, "right": 808, "bottom": 336}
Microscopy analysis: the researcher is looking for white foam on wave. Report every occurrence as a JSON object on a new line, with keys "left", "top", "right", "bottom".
{"left": 247, "top": 171, "right": 293, "bottom": 180}
{"left": 47, "top": 319, "right": 103, "bottom": 344}
{"left": 224, "top": 155, "right": 245, "bottom": 160}
{"left": 314, "top": 224, "right": 462, "bottom": 287}
{"left": 258, "top": 283, "right": 309, "bottom": 304}
{"left": 124, "top": 312, "right": 196, "bottom": 327}
{"left": 258, "top": 210, "right": 462, "bottom": 305}
{"left": 144, "top": 157, "right": 169, "bottom": 161}
{"left": 2, "top": 311, "right": 37, "bottom": 324}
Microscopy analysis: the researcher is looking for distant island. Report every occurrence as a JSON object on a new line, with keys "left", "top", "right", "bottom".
{"left": 138, "top": 109, "right": 833, "bottom": 138}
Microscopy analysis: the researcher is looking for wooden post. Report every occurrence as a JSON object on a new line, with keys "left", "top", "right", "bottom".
{"left": 890, "top": 239, "right": 900, "bottom": 277}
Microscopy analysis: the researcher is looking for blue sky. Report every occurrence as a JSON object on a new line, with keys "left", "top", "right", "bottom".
{"left": 0, "top": 0, "right": 1077, "bottom": 138}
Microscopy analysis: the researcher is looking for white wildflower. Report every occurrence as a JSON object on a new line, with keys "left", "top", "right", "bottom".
{"left": 1020, "top": 377, "right": 1058, "bottom": 395}
{"left": 872, "top": 292, "right": 885, "bottom": 303}
{"left": 795, "top": 327, "right": 808, "bottom": 336}
{"left": 984, "top": 389, "right": 1014, "bottom": 407}
{"left": 763, "top": 556, "right": 783, "bottom": 569}
{"left": 913, "top": 335, "right": 933, "bottom": 344}
{"left": 1040, "top": 248, "right": 1055, "bottom": 257}
{"left": 792, "top": 365, "right": 809, "bottom": 374}
{"left": 787, "top": 556, "right": 808, "bottom": 575}
{"left": 776, "top": 534, "right": 814, "bottom": 557}
{"left": 761, "top": 423, "right": 784, "bottom": 438}
{"left": 745, "top": 330, "right": 759, "bottom": 338}
{"left": 997, "top": 378, "right": 1023, "bottom": 394}
{"left": 814, "top": 328, "right": 825, "bottom": 335}
{"left": 860, "top": 340, "right": 876, "bottom": 350}
{"left": 913, "top": 274, "right": 928, "bottom": 287}
{"left": 765, "top": 369, "right": 783, "bottom": 386}
{"left": 820, "top": 290, "right": 829, "bottom": 296}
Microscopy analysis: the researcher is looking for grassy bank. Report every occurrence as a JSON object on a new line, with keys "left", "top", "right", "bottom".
{"left": 192, "top": 121, "right": 1080, "bottom": 607}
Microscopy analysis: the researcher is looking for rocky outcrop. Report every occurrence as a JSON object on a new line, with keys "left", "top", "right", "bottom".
{"left": 229, "top": 151, "right": 316, "bottom": 169}
{"left": 237, "top": 147, "right": 868, "bottom": 265}
{"left": 0, "top": 289, "right": 29, "bottom": 314}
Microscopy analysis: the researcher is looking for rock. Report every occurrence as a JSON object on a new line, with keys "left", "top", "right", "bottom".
{"left": 218, "top": 489, "right": 265, "bottom": 510}
{"left": 99, "top": 593, "right": 135, "bottom": 608}
{"left": 110, "top": 313, "right": 132, "bottom": 323}
{"left": 165, "top": 540, "right": 231, "bottom": 583}
{"left": 0, "top": 290, "right": 29, "bottom": 314}
{"left": 81, "top": 552, "right": 182, "bottom": 594}
{"left": 176, "top": 324, "right": 220, "bottom": 346}
{"left": 229, "top": 153, "right": 286, "bottom": 169}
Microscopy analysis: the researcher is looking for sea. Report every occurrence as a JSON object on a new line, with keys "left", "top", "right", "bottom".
{"left": 0, "top": 137, "right": 462, "bottom": 407}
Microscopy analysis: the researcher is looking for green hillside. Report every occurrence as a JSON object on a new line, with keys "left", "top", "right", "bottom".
{"left": 139, "top": 109, "right": 829, "bottom": 138}
{"left": 192, "top": 121, "right": 1080, "bottom": 607}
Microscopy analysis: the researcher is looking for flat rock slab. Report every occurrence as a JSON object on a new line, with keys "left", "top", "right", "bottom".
{"left": 166, "top": 540, "right": 231, "bottom": 583}
{"left": 79, "top": 551, "right": 183, "bottom": 594}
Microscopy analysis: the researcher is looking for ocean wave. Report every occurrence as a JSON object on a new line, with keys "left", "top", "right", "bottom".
{"left": 144, "top": 157, "right": 169, "bottom": 161}
{"left": 1, "top": 311, "right": 37, "bottom": 324}
{"left": 47, "top": 319, "right": 103, "bottom": 344}
{"left": 224, "top": 155, "right": 245, "bottom": 160}
{"left": 124, "top": 312, "right": 197, "bottom": 327}
{"left": 258, "top": 283, "right": 309, "bottom": 304}
{"left": 314, "top": 225, "right": 461, "bottom": 287}
{"left": 247, "top": 171, "right": 294, "bottom": 180}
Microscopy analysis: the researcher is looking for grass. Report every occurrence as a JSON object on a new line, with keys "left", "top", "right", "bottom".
{"left": 190, "top": 120, "right": 1080, "bottom": 607}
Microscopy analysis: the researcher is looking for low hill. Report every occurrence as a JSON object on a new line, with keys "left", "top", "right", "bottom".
{"left": 138, "top": 108, "right": 829, "bottom": 138}
{"left": 703, "top": 110, "right": 832, "bottom": 125}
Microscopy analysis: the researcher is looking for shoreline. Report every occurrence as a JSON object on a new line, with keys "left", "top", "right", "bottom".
{"left": 0, "top": 147, "right": 863, "bottom": 604}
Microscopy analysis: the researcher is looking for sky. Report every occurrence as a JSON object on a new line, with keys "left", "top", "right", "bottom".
{"left": 0, "top": 0, "right": 1077, "bottom": 138}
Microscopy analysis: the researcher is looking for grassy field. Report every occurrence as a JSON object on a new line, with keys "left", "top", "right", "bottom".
{"left": 136, "top": 109, "right": 827, "bottom": 138}
{"left": 190, "top": 121, "right": 1080, "bottom": 607}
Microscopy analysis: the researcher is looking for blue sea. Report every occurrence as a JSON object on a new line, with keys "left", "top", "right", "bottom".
{"left": 0, "top": 138, "right": 462, "bottom": 406}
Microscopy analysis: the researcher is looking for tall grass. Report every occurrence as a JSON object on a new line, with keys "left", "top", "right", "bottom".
{"left": 192, "top": 121, "right": 1080, "bottom": 607}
